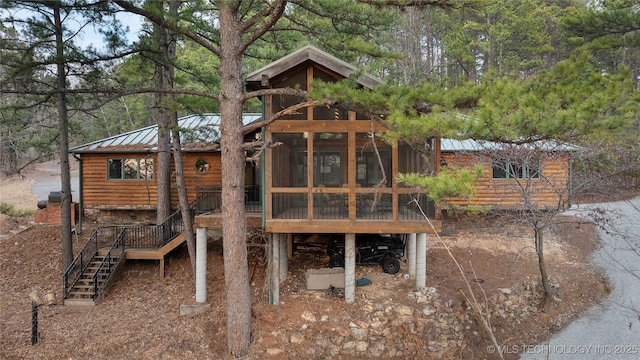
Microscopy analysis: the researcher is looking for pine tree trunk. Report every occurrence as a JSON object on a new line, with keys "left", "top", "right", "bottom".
{"left": 163, "top": 1, "right": 196, "bottom": 275}
{"left": 170, "top": 127, "right": 197, "bottom": 276}
{"left": 219, "top": 5, "right": 252, "bottom": 357}
{"left": 53, "top": 4, "right": 73, "bottom": 271}
{"left": 154, "top": 6, "right": 172, "bottom": 225}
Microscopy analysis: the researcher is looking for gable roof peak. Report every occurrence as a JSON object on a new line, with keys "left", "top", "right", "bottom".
{"left": 246, "top": 45, "right": 382, "bottom": 89}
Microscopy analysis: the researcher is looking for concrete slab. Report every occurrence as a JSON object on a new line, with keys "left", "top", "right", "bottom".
{"left": 305, "top": 267, "right": 345, "bottom": 290}
{"left": 180, "top": 303, "right": 211, "bottom": 316}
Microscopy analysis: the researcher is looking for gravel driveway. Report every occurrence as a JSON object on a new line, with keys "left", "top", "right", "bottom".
{"left": 521, "top": 197, "right": 640, "bottom": 360}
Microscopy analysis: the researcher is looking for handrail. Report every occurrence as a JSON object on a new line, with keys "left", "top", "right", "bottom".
{"left": 195, "top": 185, "right": 262, "bottom": 214}
{"left": 62, "top": 197, "right": 199, "bottom": 301}
{"left": 91, "top": 229, "right": 126, "bottom": 299}
{"left": 114, "top": 206, "right": 187, "bottom": 249}
{"left": 62, "top": 226, "right": 121, "bottom": 299}
{"left": 62, "top": 230, "right": 97, "bottom": 299}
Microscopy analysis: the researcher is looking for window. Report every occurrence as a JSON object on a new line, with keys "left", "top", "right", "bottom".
{"left": 492, "top": 159, "right": 540, "bottom": 180}
{"left": 195, "top": 159, "right": 210, "bottom": 174}
{"left": 108, "top": 158, "right": 154, "bottom": 180}
{"left": 356, "top": 133, "right": 391, "bottom": 187}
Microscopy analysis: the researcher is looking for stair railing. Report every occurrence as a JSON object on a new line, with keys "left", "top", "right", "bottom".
{"left": 62, "top": 226, "right": 121, "bottom": 299}
{"left": 91, "top": 229, "right": 126, "bottom": 299}
{"left": 63, "top": 197, "right": 200, "bottom": 301}
{"left": 113, "top": 207, "right": 188, "bottom": 249}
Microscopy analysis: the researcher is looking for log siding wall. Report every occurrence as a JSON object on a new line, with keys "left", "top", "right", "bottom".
{"left": 79, "top": 152, "right": 222, "bottom": 209}
{"left": 442, "top": 152, "right": 570, "bottom": 208}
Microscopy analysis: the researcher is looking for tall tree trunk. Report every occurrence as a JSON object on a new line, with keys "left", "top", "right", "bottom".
{"left": 155, "top": 1, "right": 196, "bottom": 275}
{"left": 53, "top": 4, "right": 73, "bottom": 271}
{"left": 170, "top": 127, "right": 197, "bottom": 276}
{"left": 535, "top": 226, "right": 554, "bottom": 312}
{"left": 219, "top": 5, "right": 252, "bottom": 357}
{"left": 154, "top": 1, "right": 172, "bottom": 224}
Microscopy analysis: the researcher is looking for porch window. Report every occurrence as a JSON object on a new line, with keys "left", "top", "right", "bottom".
{"left": 271, "top": 133, "right": 307, "bottom": 187}
{"left": 492, "top": 159, "right": 540, "bottom": 180}
{"left": 107, "top": 158, "right": 154, "bottom": 180}
{"left": 313, "top": 132, "right": 347, "bottom": 186}
{"left": 356, "top": 133, "right": 391, "bottom": 187}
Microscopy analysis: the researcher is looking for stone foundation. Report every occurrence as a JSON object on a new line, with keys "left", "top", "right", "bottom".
{"left": 84, "top": 208, "right": 157, "bottom": 225}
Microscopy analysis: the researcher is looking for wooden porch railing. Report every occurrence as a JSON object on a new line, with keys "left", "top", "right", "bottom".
{"left": 195, "top": 185, "right": 262, "bottom": 214}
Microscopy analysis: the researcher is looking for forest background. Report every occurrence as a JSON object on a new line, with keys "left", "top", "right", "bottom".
{"left": 2, "top": 0, "right": 639, "bottom": 169}
{"left": 1, "top": 0, "right": 639, "bottom": 357}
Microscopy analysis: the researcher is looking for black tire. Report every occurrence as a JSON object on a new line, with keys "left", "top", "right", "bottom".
{"left": 381, "top": 256, "right": 400, "bottom": 274}
{"left": 328, "top": 255, "right": 345, "bottom": 268}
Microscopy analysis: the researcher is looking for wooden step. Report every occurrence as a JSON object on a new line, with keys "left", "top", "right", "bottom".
{"left": 74, "top": 286, "right": 94, "bottom": 291}
{"left": 67, "top": 290, "right": 96, "bottom": 297}
{"left": 81, "top": 272, "right": 110, "bottom": 278}
{"left": 63, "top": 298, "right": 95, "bottom": 307}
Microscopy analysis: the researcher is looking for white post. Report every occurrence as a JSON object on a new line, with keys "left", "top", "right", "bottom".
{"left": 344, "top": 233, "right": 356, "bottom": 303}
{"left": 279, "top": 233, "right": 288, "bottom": 281}
{"left": 407, "top": 233, "right": 416, "bottom": 278}
{"left": 416, "top": 233, "right": 427, "bottom": 289}
{"left": 195, "top": 227, "right": 207, "bottom": 303}
{"left": 271, "top": 233, "right": 280, "bottom": 305}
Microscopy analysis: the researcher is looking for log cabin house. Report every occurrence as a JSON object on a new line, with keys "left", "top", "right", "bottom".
{"left": 69, "top": 113, "right": 263, "bottom": 224}
{"left": 441, "top": 138, "right": 576, "bottom": 210}
{"left": 66, "top": 46, "right": 575, "bottom": 305}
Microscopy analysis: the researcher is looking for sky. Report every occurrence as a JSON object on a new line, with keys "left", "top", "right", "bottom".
{"left": 73, "top": 12, "right": 144, "bottom": 51}
{"left": 1, "top": 6, "right": 144, "bottom": 51}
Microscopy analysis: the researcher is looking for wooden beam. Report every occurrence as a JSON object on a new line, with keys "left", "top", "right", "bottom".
{"left": 265, "top": 219, "right": 441, "bottom": 235}
{"left": 267, "top": 120, "right": 386, "bottom": 133}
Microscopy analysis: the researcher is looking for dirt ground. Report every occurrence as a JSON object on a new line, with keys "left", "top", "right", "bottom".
{"left": 0, "top": 163, "right": 612, "bottom": 359}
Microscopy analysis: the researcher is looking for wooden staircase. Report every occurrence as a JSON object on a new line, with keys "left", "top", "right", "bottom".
{"left": 63, "top": 206, "right": 193, "bottom": 306}
{"left": 62, "top": 233, "right": 187, "bottom": 306}
{"left": 63, "top": 252, "right": 124, "bottom": 307}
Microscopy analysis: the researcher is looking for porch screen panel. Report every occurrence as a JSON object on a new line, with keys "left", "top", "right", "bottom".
{"left": 271, "top": 133, "right": 307, "bottom": 187}
{"left": 272, "top": 193, "right": 307, "bottom": 219}
{"left": 355, "top": 133, "right": 391, "bottom": 187}
{"left": 313, "top": 132, "right": 348, "bottom": 187}
{"left": 398, "top": 193, "right": 436, "bottom": 220}
{"left": 398, "top": 141, "right": 431, "bottom": 188}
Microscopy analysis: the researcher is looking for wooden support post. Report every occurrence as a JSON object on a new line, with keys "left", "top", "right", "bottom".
{"left": 287, "top": 233, "right": 293, "bottom": 258}
{"left": 279, "top": 233, "right": 288, "bottom": 281}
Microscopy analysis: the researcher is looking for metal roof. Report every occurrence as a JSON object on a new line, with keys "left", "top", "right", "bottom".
{"left": 441, "top": 138, "right": 580, "bottom": 152}
{"left": 70, "top": 113, "right": 262, "bottom": 153}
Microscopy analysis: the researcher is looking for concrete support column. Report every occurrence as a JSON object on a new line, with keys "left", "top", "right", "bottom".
{"left": 270, "top": 233, "right": 280, "bottom": 305}
{"left": 407, "top": 233, "right": 417, "bottom": 278}
{"left": 344, "top": 233, "right": 356, "bottom": 303}
{"left": 416, "top": 233, "right": 427, "bottom": 289}
{"left": 195, "top": 227, "right": 207, "bottom": 303}
{"left": 279, "top": 233, "right": 288, "bottom": 281}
